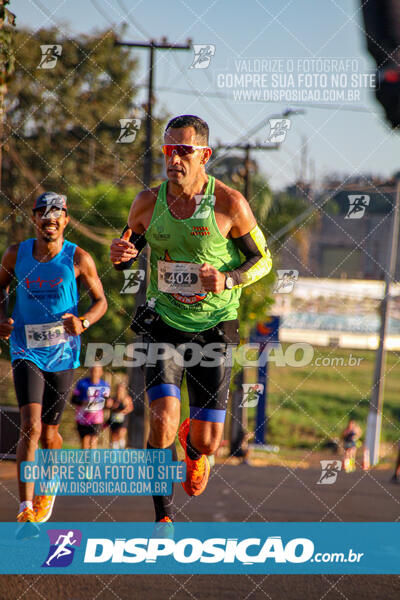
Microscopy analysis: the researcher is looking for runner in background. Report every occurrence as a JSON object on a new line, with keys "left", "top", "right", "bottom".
{"left": 390, "top": 428, "right": 400, "bottom": 483}
{"left": 0, "top": 191, "right": 107, "bottom": 527}
{"left": 342, "top": 419, "right": 362, "bottom": 473}
{"left": 105, "top": 382, "right": 133, "bottom": 449}
{"left": 71, "top": 366, "right": 110, "bottom": 450}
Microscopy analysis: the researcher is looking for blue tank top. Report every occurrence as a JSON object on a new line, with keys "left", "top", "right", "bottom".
{"left": 10, "top": 238, "right": 80, "bottom": 372}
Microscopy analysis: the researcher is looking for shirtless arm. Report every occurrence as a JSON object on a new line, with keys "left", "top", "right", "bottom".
{"left": 110, "top": 190, "right": 155, "bottom": 270}
{"left": 62, "top": 247, "right": 107, "bottom": 336}
{"left": 0, "top": 245, "right": 18, "bottom": 339}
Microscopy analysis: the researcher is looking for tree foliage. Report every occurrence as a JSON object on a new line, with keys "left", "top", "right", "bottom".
{"left": 66, "top": 184, "right": 139, "bottom": 348}
{"left": 2, "top": 25, "right": 164, "bottom": 243}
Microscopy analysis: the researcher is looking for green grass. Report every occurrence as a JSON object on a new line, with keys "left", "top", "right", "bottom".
{"left": 245, "top": 346, "right": 400, "bottom": 449}
{"left": 1, "top": 345, "right": 400, "bottom": 451}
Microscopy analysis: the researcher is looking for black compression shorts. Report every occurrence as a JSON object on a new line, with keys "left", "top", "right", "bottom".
{"left": 144, "top": 318, "right": 239, "bottom": 423}
{"left": 108, "top": 416, "right": 129, "bottom": 431}
{"left": 76, "top": 423, "right": 102, "bottom": 438}
{"left": 12, "top": 359, "right": 75, "bottom": 425}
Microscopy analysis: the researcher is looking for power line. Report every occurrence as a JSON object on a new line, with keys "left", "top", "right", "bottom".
{"left": 215, "top": 143, "right": 279, "bottom": 199}
{"left": 171, "top": 53, "right": 244, "bottom": 138}
{"left": 115, "top": 38, "right": 191, "bottom": 188}
{"left": 90, "top": 0, "right": 119, "bottom": 29}
{"left": 116, "top": 0, "right": 152, "bottom": 39}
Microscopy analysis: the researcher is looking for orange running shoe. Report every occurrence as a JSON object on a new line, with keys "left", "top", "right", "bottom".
{"left": 178, "top": 418, "right": 210, "bottom": 497}
{"left": 16, "top": 507, "right": 36, "bottom": 523}
{"left": 33, "top": 495, "right": 56, "bottom": 523}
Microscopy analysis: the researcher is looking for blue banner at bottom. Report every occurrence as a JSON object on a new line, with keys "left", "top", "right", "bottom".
{"left": 1, "top": 522, "right": 399, "bottom": 574}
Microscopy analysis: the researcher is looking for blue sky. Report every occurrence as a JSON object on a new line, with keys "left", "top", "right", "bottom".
{"left": 11, "top": 0, "right": 400, "bottom": 190}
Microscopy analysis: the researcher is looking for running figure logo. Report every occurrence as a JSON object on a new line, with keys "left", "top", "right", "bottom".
{"left": 273, "top": 270, "right": 298, "bottom": 294}
{"left": 189, "top": 44, "right": 216, "bottom": 69}
{"left": 121, "top": 269, "right": 146, "bottom": 294}
{"left": 345, "top": 195, "right": 370, "bottom": 219}
{"left": 317, "top": 460, "right": 342, "bottom": 485}
{"left": 240, "top": 383, "right": 264, "bottom": 408}
{"left": 116, "top": 119, "right": 141, "bottom": 143}
{"left": 42, "top": 529, "right": 82, "bottom": 567}
{"left": 266, "top": 118, "right": 291, "bottom": 144}
{"left": 37, "top": 45, "right": 62, "bottom": 69}
{"left": 191, "top": 195, "right": 216, "bottom": 219}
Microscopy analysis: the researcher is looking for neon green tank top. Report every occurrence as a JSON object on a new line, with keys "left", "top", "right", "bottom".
{"left": 146, "top": 175, "right": 242, "bottom": 332}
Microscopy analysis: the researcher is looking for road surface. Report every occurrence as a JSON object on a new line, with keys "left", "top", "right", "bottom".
{"left": 0, "top": 461, "right": 399, "bottom": 599}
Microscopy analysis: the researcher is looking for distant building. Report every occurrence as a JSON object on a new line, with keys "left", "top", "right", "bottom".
{"left": 277, "top": 177, "right": 400, "bottom": 280}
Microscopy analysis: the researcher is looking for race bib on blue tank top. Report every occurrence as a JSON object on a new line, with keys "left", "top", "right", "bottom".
{"left": 10, "top": 238, "right": 80, "bottom": 372}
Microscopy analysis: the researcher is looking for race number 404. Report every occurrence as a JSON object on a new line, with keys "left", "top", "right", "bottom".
{"left": 158, "top": 261, "right": 204, "bottom": 293}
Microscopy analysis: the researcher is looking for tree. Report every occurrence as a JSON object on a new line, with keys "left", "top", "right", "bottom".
{"left": 0, "top": 0, "right": 16, "bottom": 248}
{"left": 66, "top": 183, "right": 139, "bottom": 349}
{"left": 2, "top": 25, "right": 164, "bottom": 244}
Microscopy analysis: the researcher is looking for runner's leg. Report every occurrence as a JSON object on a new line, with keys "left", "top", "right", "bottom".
{"left": 40, "top": 424, "right": 62, "bottom": 450}
{"left": 16, "top": 404, "right": 42, "bottom": 503}
{"left": 186, "top": 332, "right": 232, "bottom": 456}
{"left": 41, "top": 367, "right": 74, "bottom": 439}
{"left": 394, "top": 446, "right": 400, "bottom": 478}
{"left": 35, "top": 368, "right": 74, "bottom": 522}
{"left": 118, "top": 427, "right": 127, "bottom": 449}
{"left": 111, "top": 428, "right": 119, "bottom": 449}
{"left": 13, "top": 360, "right": 46, "bottom": 504}
{"left": 181, "top": 324, "right": 236, "bottom": 496}
{"left": 187, "top": 420, "right": 224, "bottom": 457}
{"left": 145, "top": 331, "right": 183, "bottom": 521}
{"left": 82, "top": 435, "right": 91, "bottom": 450}
{"left": 148, "top": 396, "right": 180, "bottom": 448}
{"left": 147, "top": 396, "right": 180, "bottom": 521}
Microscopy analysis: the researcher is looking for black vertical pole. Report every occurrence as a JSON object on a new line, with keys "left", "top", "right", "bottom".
{"left": 143, "top": 43, "right": 154, "bottom": 190}
{"left": 244, "top": 144, "right": 251, "bottom": 200}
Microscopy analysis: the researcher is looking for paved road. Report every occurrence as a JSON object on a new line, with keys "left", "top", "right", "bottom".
{"left": 0, "top": 461, "right": 399, "bottom": 599}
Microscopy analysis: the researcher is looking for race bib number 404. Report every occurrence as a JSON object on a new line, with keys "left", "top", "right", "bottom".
{"left": 158, "top": 261, "right": 204, "bottom": 293}
{"left": 25, "top": 321, "right": 68, "bottom": 349}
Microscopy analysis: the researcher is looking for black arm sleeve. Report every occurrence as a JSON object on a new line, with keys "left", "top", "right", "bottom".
{"left": 113, "top": 225, "right": 147, "bottom": 271}
{"left": 226, "top": 226, "right": 272, "bottom": 288}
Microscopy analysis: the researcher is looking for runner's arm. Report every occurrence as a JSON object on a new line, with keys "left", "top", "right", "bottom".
{"left": 62, "top": 248, "right": 107, "bottom": 336}
{"left": 71, "top": 382, "right": 84, "bottom": 405}
{"left": 110, "top": 191, "right": 149, "bottom": 271}
{"left": 75, "top": 248, "right": 107, "bottom": 325}
{"left": 0, "top": 245, "right": 18, "bottom": 338}
{"left": 226, "top": 192, "right": 272, "bottom": 288}
{"left": 122, "top": 396, "right": 134, "bottom": 415}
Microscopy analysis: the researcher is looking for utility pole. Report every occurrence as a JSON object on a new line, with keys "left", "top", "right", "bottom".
{"left": 115, "top": 39, "right": 191, "bottom": 191}
{"left": 214, "top": 143, "right": 278, "bottom": 201}
{"left": 365, "top": 176, "right": 400, "bottom": 465}
{"left": 0, "top": 1, "right": 16, "bottom": 239}
{"left": 115, "top": 37, "right": 191, "bottom": 448}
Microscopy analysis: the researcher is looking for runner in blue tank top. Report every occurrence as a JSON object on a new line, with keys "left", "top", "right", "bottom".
{"left": 0, "top": 192, "right": 107, "bottom": 530}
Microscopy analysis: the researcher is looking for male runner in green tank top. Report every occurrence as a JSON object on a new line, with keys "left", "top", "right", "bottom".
{"left": 110, "top": 115, "right": 272, "bottom": 525}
